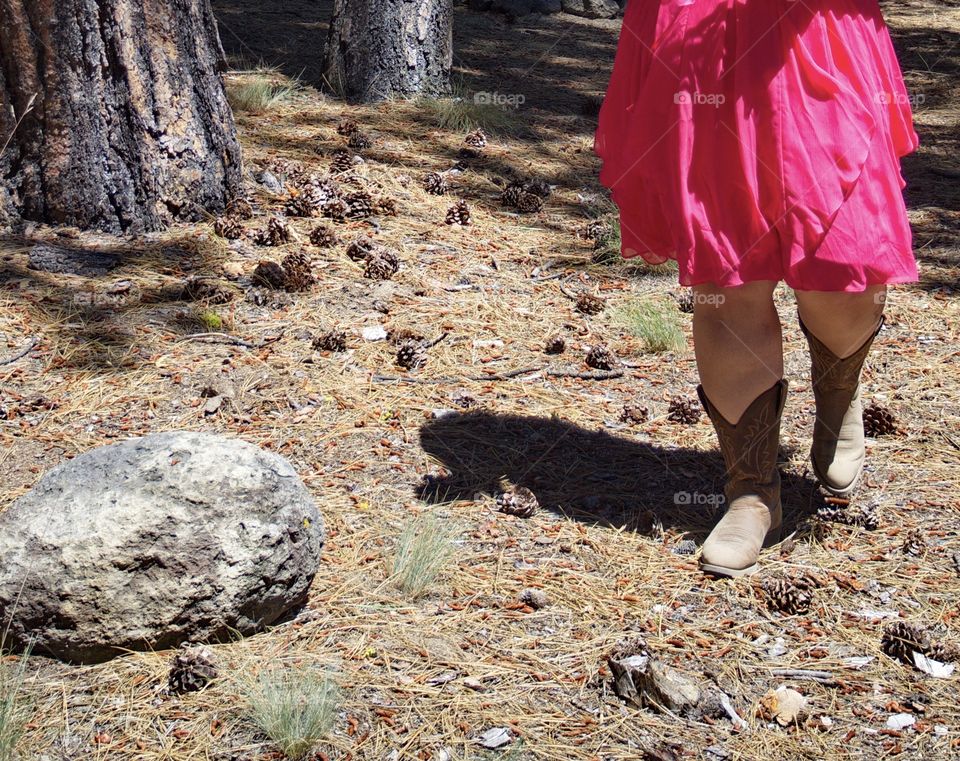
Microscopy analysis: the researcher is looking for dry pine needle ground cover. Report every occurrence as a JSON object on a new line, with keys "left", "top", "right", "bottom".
{"left": 1, "top": 2, "right": 959, "bottom": 759}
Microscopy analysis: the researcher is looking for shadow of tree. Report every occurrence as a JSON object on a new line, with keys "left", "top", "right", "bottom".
{"left": 418, "top": 409, "right": 823, "bottom": 543}
{"left": 0, "top": 233, "right": 226, "bottom": 373}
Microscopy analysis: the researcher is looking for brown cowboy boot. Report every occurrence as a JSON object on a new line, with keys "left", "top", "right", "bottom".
{"left": 801, "top": 316, "right": 883, "bottom": 497}
{"left": 697, "top": 379, "right": 788, "bottom": 577}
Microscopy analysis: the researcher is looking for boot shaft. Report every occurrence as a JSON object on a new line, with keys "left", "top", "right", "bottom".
{"left": 697, "top": 380, "right": 788, "bottom": 505}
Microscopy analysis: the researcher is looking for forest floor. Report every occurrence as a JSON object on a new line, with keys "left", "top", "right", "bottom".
{"left": 2, "top": 1, "right": 960, "bottom": 760}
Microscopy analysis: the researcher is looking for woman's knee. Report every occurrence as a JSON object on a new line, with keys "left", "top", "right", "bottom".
{"left": 692, "top": 280, "right": 778, "bottom": 325}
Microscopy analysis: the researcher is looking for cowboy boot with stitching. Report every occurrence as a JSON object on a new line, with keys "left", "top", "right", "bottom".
{"left": 697, "top": 379, "right": 788, "bottom": 577}
{"left": 801, "top": 316, "right": 883, "bottom": 497}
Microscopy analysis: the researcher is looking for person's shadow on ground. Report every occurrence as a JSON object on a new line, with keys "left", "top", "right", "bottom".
{"left": 418, "top": 410, "right": 823, "bottom": 542}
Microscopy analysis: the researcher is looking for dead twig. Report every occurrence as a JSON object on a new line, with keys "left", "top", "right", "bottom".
{"left": 175, "top": 333, "right": 257, "bottom": 349}
{"left": 0, "top": 336, "right": 38, "bottom": 366}
{"left": 770, "top": 669, "right": 836, "bottom": 684}
{"left": 547, "top": 368, "right": 624, "bottom": 380}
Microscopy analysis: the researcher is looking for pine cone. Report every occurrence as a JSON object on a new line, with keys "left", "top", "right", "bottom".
{"left": 423, "top": 171, "right": 448, "bottom": 196}
{"left": 575, "top": 292, "right": 605, "bottom": 315}
{"left": 668, "top": 397, "right": 702, "bottom": 424}
{"left": 322, "top": 197, "right": 350, "bottom": 222}
{"left": 346, "top": 237, "right": 378, "bottom": 262}
{"left": 330, "top": 148, "right": 355, "bottom": 174}
{"left": 882, "top": 621, "right": 933, "bottom": 665}
{"left": 901, "top": 527, "right": 927, "bottom": 557}
{"left": 344, "top": 190, "right": 375, "bottom": 219}
{"left": 225, "top": 197, "right": 254, "bottom": 220}
{"left": 451, "top": 391, "right": 479, "bottom": 409}
{"left": 445, "top": 200, "right": 472, "bottom": 225}
{"left": 762, "top": 574, "right": 818, "bottom": 615}
{"left": 464, "top": 127, "right": 488, "bottom": 150}
{"left": 376, "top": 196, "right": 399, "bottom": 216}
{"left": 253, "top": 216, "right": 294, "bottom": 246}
{"left": 336, "top": 119, "right": 359, "bottom": 136}
{"left": 364, "top": 249, "right": 400, "bottom": 281}
{"left": 496, "top": 484, "right": 538, "bottom": 518}
{"left": 396, "top": 339, "right": 426, "bottom": 370}
{"left": 620, "top": 404, "right": 649, "bottom": 424}
{"left": 348, "top": 130, "right": 373, "bottom": 151}
{"left": 544, "top": 335, "right": 566, "bottom": 355}
{"left": 864, "top": 402, "right": 898, "bottom": 437}
{"left": 168, "top": 646, "right": 217, "bottom": 695}
{"left": 586, "top": 344, "right": 618, "bottom": 371}
{"left": 516, "top": 191, "right": 544, "bottom": 213}
{"left": 252, "top": 260, "right": 287, "bottom": 289}
{"left": 284, "top": 192, "right": 317, "bottom": 218}
{"left": 500, "top": 181, "right": 525, "bottom": 208}
{"left": 582, "top": 220, "right": 606, "bottom": 241}
{"left": 213, "top": 216, "right": 244, "bottom": 240}
{"left": 296, "top": 177, "right": 339, "bottom": 213}
{"left": 281, "top": 251, "right": 315, "bottom": 292}
{"left": 183, "top": 277, "right": 235, "bottom": 305}
{"left": 313, "top": 329, "right": 347, "bottom": 353}
{"left": 387, "top": 327, "right": 425, "bottom": 345}
{"left": 674, "top": 290, "right": 695, "bottom": 314}
{"left": 523, "top": 179, "right": 552, "bottom": 199}
{"left": 816, "top": 502, "right": 880, "bottom": 530}
{"left": 309, "top": 225, "right": 338, "bottom": 248}
{"left": 267, "top": 157, "right": 305, "bottom": 181}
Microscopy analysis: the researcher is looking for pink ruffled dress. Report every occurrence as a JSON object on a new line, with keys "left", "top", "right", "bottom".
{"left": 594, "top": 0, "right": 920, "bottom": 291}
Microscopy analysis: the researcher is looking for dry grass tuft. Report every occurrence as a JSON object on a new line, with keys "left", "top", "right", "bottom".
{"left": 226, "top": 70, "right": 299, "bottom": 113}
{"left": 389, "top": 513, "right": 459, "bottom": 597}
{"left": 242, "top": 668, "right": 339, "bottom": 760}
{"left": 0, "top": 647, "right": 30, "bottom": 761}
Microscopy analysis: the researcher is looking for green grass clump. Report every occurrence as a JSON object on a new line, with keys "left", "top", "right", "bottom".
{"left": 197, "top": 309, "right": 225, "bottom": 332}
{"left": 226, "top": 73, "right": 297, "bottom": 113}
{"left": 390, "top": 514, "right": 458, "bottom": 597}
{"left": 0, "top": 650, "right": 31, "bottom": 761}
{"left": 612, "top": 299, "right": 686, "bottom": 353}
{"left": 243, "top": 669, "right": 339, "bottom": 759}
{"left": 416, "top": 78, "right": 518, "bottom": 134}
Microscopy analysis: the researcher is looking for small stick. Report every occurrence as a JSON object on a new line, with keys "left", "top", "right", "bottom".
{"left": 771, "top": 668, "right": 835, "bottom": 684}
{"left": 176, "top": 333, "right": 256, "bottom": 349}
{"left": 424, "top": 332, "right": 449, "bottom": 349}
{"left": 0, "top": 336, "right": 38, "bottom": 366}
{"left": 547, "top": 368, "right": 624, "bottom": 380}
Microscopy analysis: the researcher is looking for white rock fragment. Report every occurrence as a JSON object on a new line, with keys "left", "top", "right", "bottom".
{"left": 478, "top": 727, "right": 512, "bottom": 749}
{"left": 886, "top": 713, "right": 915, "bottom": 731}
{"left": 913, "top": 652, "right": 955, "bottom": 678}
{"left": 362, "top": 325, "right": 388, "bottom": 341}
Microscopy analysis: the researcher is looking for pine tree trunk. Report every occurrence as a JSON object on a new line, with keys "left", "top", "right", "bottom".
{"left": 324, "top": 0, "right": 453, "bottom": 103}
{"left": 0, "top": 0, "right": 243, "bottom": 233}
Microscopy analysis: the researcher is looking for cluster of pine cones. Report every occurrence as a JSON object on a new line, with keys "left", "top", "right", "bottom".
{"left": 500, "top": 178, "right": 551, "bottom": 213}
{"left": 346, "top": 236, "right": 401, "bottom": 281}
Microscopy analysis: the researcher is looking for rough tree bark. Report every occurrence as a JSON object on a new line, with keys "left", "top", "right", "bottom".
{"left": 0, "top": 0, "right": 243, "bottom": 233}
{"left": 324, "top": 0, "right": 454, "bottom": 103}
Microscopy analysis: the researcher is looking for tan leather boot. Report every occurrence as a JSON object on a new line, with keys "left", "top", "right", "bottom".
{"left": 697, "top": 379, "right": 787, "bottom": 577}
{"left": 801, "top": 316, "right": 883, "bottom": 497}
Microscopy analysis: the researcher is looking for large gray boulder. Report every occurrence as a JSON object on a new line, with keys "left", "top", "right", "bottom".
{"left": 0, "top": 431, "right": 324, "bottom": 663}
{"left": 561, "top": 0, "right": 620, "bottom": 18}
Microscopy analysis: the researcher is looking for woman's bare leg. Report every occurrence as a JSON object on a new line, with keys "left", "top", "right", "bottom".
{"left": 795, "top": 286, "right": 885, "bottom": 358}
{"left": 795, "top": 286, "right": 886, "bottom": 495}
{"left": 692, "top": 280, "right": 783, "bottom": 424}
